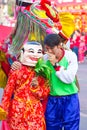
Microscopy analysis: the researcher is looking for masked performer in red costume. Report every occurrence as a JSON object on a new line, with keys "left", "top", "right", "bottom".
{"left": 0, "top": 41, "right": 50, "bottom": 130}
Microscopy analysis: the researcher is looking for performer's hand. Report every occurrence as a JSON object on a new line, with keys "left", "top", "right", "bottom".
{"left": 11, "top": 61, "right": 22, "bottom": 70}
{"left": 46, "top": 52, "right": 58, "bottom": 66}
{"left": 30, "top": 77, "right": 38, "bottom": 88}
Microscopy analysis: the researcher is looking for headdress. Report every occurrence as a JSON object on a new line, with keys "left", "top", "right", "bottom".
{"left": 40, "top": 0, "right": 75, "bottom": 40}
{"left": 58, "top": 12, "right": 75, "bottom": 40}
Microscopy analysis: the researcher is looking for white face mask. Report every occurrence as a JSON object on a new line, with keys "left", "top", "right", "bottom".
{"left": 20, "top": 42, "right": 43, "bottom": 66}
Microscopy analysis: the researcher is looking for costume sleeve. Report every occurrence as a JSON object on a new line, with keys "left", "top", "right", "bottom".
{"left": 1, "top": 70, "right": 17, "bottom": 113}
{"left": 30, "top": 76, "right": 50, "bottom": 100}
{"left": 56, "top": 51, "right": 78, "bottom": 84}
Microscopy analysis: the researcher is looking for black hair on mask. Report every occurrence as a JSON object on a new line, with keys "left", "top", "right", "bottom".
{"left": 21, "top": 48, "right": 24, "bottom": 53}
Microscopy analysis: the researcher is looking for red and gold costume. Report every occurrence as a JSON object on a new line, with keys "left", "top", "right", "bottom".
{"left": 1, "top": 65, "right": 49, "bottom": 130}
{"left": 1, "top": 41, "right": 50, "bottom": 130}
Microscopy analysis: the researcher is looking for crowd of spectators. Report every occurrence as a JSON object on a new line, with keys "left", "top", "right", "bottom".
{"left": 70, "top": 30, "right": 87, "bottom": 63}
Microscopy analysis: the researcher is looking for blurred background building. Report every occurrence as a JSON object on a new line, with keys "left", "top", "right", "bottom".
{"left": 53, "top": 0, "right": 87, "bottom": 33}
{"left": 0, "top": 0, "right": 15, "bottom": 26}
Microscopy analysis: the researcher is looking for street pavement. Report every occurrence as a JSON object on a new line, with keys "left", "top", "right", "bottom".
{"left": 0, "top": 58, "right": 87, "bottom": 129}
{"left": 77, "top": 57, "right": 87, "bottom": 130}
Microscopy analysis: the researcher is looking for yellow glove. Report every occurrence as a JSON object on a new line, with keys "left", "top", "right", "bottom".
{"left": 0, "top": 107, "right": 7, "bottom": 120}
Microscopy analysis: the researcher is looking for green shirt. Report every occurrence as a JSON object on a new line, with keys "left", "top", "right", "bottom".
{"left": 46, "top": 51, "right": 78, "bottom": 96}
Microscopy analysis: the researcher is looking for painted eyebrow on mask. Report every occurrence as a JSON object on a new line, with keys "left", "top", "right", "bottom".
{"left": 27, "top": 48, "right": 42, "bottom": 53}
{"left": 26, "top": 48, "right": 34, "bottom": 53}
{"left": 38, "top": 49, "right": 42, "bottom": 52}
{"left": 28, "top": 48, "right": 34, "bottom": 51}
